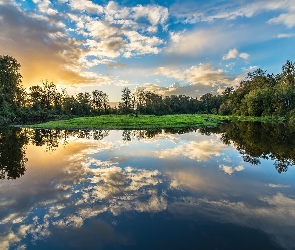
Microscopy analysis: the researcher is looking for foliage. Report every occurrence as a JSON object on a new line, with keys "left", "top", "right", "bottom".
{"left": 220, "top": 61, "right": 295, "bottom": 117}
{"left": 0, "top": 127, "right": 28, "bottom": 179}
{"left": 1, "top": 55, "right": 295, "bottom": 124}
{"left": 0, "top": 55, "right": 25, "bottom": 117}
{"left": 118, "top": 87, "right": 134, "bottom": 114}
{"left": 206, "top": 121, "right": 295, "bottom": 173}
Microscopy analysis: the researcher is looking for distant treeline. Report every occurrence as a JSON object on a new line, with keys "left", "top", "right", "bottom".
{"left": 1, "top": 55, "right": 295, "bottom": 123}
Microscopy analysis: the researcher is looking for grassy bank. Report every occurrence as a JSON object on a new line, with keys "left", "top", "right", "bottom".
{"left": 28, "top": 114, "right": 221, "bottom": 130}
{"left": 26, "top": 114, "right": 288, "bottom": 130}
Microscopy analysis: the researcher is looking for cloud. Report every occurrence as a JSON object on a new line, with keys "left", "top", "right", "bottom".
{"left": 166, "top": 27, "right": 236, "bottom": 57}
{"left": 222, "top": 48, "right": 249, "bottom": 60}
{"left": 168, "top": 170, "right": 218, "bottom": 192}
{"left": 170, "top": 0, "right": 295, "bottom": 28}
{"left": 68, "top": 0, "right": 104, "bottom": 14}
{"left": 242, "top": 65, "right": 259, "bottom": 73}
{"left": 32, "top": 0, "right": 58, "bottom": 15}
{"left": 222, "top": 49, "right": 239, "bottom": 60}
{"left": 268, "top": 184, "right": 291, "bottom": 188}
{"left": 156, "top": 64, "right": 240, "bottom": 86}
{"left": 107, "top": 62, "right": 127, "bottom": 68}
{"left": 68, "top": 3, "right": 166, "bottom": 60}
{"left": 1, "top": 129, "right": 295, "bottom": 250}
{"left": 268, "top": 12, "right": 295, "bottom": 28}
{"left": 132, "top": 4, "right": 168, "bottom": 27}
{"left": 158, "top": 139, "right": 227, "bottom": 162}
{"left": 219, "top": 164, "right": 244, "bottom": 175}
{"left": 239, "top": 52, "right": 249, "bottom": 59}
{"left": 277, "top": 33, "right": 295, "bottom": 38}
{"left": 136, "top": 82, "right": 211, "bottom": 98}
{"left": 169, "top": 192, "right": 295, "bottom": 250}
{"left": 0, "top": 0, "right": 168, "bottom": 90}
{"left": 151, "top": 64, "right": 243, "bottom": 97}
{"left": 0, "top": 2, "right": 108, "bottom": 87}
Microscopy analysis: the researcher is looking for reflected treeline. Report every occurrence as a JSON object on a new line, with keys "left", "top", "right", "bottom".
{"left": 205, "top": 121, "right": 295, "bottom": 173}
{"left": 28, "top": 129, "right": 110, "bottom": 152}
{"left": 0, "top": 128, "right": 111, "bottom": 179}
{"left": 0, "top": 127, "right": 28, "bottom": 180}
{"left": 123, "top": 128, "right": 198, "bottom": 141}
{"left": 0, "top": 127, "right": 197, "bottom": 179}
{"left": 2, "top": 122, "right": 295, "bottom": 180}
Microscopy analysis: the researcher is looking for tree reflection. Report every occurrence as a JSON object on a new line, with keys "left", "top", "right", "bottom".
{"left": 0, "top": 127, "right": 28, "bottom": 179}
{"left": 3, "top": 121, "right": 295, "bottom": 180}
{"left": 0, "top": 128, "right": 110, "bottom": 180}
{"left": 28, "top": 129, "right": 110, "bottom": 152}
{"left": 208, "top": 121, "right": 295, "bottom": 173}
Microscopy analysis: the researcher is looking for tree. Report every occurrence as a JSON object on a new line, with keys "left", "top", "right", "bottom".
{"left": 280, "top": 60, "right": 295, "bottom": 87}
{"left": 29, "top": 85, "right": 44, "bottom": 111}
{"left": 76, "top": 92, "right": 92, "bottom": 115}
{"left": 119, "top": 87, "right": 133, "bottom": 114}
{"left": 91, "top": 90, "right": 110, "bottom": 114}
{"left": 0, "top": 55, "right": 24, "bottom": 115}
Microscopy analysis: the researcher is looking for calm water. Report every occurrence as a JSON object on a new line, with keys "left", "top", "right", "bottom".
{"left": 1, "top": 122, "right": 295, "bottom": 250}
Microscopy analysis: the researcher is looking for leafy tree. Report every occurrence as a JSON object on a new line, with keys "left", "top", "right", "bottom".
{"left": 0, "top": 55, "right": 24, "bottom": 115}
{"left": 279, "top": 60, "right": 295, "bottom": 87}
{"left": 91, "top": 90, "right": 110, "bottom": 114}
{"left": 76, "top": 92, "right": 92, "bottom": 115}
{"left": 119, "top": 87, "right": 133, "bottom": 114}
{"left": 29, "top": 85, "right": 44, "bottom": 111}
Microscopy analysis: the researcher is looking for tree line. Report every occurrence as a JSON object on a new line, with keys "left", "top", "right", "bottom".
{"left": 1, "top": 55, "right": 295, "bottom": 123}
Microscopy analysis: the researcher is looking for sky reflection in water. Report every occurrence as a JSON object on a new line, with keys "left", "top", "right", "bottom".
{"left": 0, "top": 125, "right": 295, "bottom": 250}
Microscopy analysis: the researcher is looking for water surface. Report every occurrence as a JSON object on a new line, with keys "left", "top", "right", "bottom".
{"left": 0, "top": 122, "right": 295, "bottom": 249}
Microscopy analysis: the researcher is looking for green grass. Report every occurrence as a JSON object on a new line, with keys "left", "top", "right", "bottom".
{"left": 27, "top": 114, "right": 219, "bottom": 130}
{"left": 26, "top": 114, "right": 287, "bottom": 130}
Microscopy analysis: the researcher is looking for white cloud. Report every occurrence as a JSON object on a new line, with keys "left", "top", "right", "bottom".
{"left": 268, "top": 184, "right": 291, "bottom": 188}
{"left": 132, "top": 4, "right": 168, "bottom": 27}
{"left": 69, "top": 0, "right": 103, "bottom": 14}
{"left": 268, "top": 12, "right": 295, "bottom": 28}
{"left": 223, "top": 49, "right": 239, "bottom": 60}
{"left": 66, "top": 3, "right": 166, "bottom": 63}
{"left": 1, "top": 130, "right": 295, "bottom": 250}
{"left": 277, "top": 33, "right": 295, "bottom": 38}
{"left": 239, "top": 52, "right": 249, "bottom": 59}
{"left": 171, "top": 0, "right": 295, "bottom": 28}
{"left": 219, "top": 164, "right": 245, "bottom": 175}
{"left": 0, "top": 2, "right": 105, "bottom": 87}
{"left": 223, "top": 48, "right": 249, "bottom": 60}
{"left": 167, "top": 27, "right": 234, "bottom": 57}
{"left": 242, "top": 65, "right": 259, "bottom": 73}
{"left": 158, "top": 139, "right": 227, "bottom": 162}
{"left": 124, "top": 30, "right": 164, "bottom": 56}
{"left": 136, "top": 63, "right": 244, "bottom": 98}
{"left": 106, "top": 1, "right": 119, "bottom": 12}
{"left": 156, "top": 64, "right": 241, "bottom": 87}
{"left": 32, "top": 0, "right": 58, "bottom": 15}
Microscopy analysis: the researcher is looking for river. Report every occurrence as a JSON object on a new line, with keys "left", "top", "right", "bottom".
{"left": 0, "top": 122, "right": 294, "bottom": 249}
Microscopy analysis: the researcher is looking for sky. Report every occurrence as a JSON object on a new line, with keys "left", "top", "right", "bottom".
{"left": 0, "top": 0, "right": 295, "bottom": 101}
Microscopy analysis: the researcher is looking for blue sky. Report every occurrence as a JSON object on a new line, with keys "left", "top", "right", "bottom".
{"left": 0, "top": 0, "right": 295, "bottom": 101}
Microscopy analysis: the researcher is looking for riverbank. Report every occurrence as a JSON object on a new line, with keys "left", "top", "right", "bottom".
{"left": 25, "top": 114, "right": 289, "bottom": 130}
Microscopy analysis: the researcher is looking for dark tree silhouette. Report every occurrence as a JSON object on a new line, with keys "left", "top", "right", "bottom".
{"left": 0, "top": 127, "right": 28, "bottom": 179}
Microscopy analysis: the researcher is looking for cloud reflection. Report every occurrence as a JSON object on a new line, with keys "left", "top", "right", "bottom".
{"left": 219, "top": 164, "right": 244, "bottom": 175}
{"left": 158, "top": 138, "right": 228, "bottom": 161}
{"left": 0, "top": 130, "right": 294, "bottom": 249}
